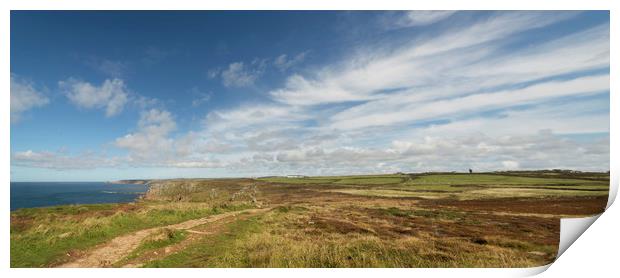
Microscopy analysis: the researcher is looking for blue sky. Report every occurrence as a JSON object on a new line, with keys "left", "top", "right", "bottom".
{"left": 10, "top": 11, "right": 610, "bottom": 181}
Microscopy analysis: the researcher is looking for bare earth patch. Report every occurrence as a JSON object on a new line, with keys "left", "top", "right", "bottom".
{"left": 58, "top": 208, "right": 270, "bottom": 268}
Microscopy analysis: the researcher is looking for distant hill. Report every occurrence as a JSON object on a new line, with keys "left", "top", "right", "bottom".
{"left": 108, "top": 179, "right": 151, "bottom": 185}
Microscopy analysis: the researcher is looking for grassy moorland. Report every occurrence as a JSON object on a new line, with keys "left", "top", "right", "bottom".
{"left": 10, "top": 171, "right": 609, "bottom": 268}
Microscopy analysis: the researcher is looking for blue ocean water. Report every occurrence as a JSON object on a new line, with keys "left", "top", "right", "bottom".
{"left": 10, "top": 182, "right": 148, "bottom": 211}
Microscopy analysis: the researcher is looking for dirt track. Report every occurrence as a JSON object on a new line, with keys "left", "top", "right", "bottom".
{"left": 58, "top": 208, "right": 270, "bottom": 268}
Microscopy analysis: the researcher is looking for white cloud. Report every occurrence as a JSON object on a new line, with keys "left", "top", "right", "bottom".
{"left": 60, "top": 78, "right": 129, "bottom": 117}
{"left": 415, "top": 97, "right": 610, "bottom": 138}
{"left": 270, "top": 12, "right": 582, "bottom": 107}
{"left": 11, "top": 150, "right": 120, "bottom": 170}
{"left": 134, "top": 95, "right": 161, "bottom": 110}
{"left": 215, "top": 53, "right": 306, "bottom": 87}
{"left": 329, "top": 74, "right": 609, "bottom": 130}
{"left": 220, "top": 61, "right": 265, "bottom": 87}
{"left": 318, "top": 22, "right": 608, "bottom": 131}
{"left": 152, "top": 12, "right": 609, "bottom": 174}
{"left": 460, "top": 23, "right": 609, "bottom": 84}
{"left": 114, "top": 109, "right": 231, "bottom": 168}
{"left": 218, "top": 12, "right": 607, "bottom": 174}
{"left": 14, "top": 12, "right": 609, "bottom": 174}
{"left": 274, "top": 52, "right": 307, "bottom": 71}
{"left": 502, "top": 160, "right": 520, "bottom": 170}
{"left": 252, "top": 130, "right": 608, "bottom": 174}
{"left": 115, "top": 109, "right": 176, "bottom": 159}
{"left": 391, "top": 11, "right": 456, "bottom": 28}
{"left": 204, "top": 104, "right": 305, "bottom": 133}
{"left": 10, "top": 74, "right": 49, "bottom": 122}
{"left": 15, "top": 128, "right": 608, "bottom": 173}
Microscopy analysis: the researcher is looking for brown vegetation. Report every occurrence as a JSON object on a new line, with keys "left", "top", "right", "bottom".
{"left": 11, "top": 171, "right": 609, "bottom": 268}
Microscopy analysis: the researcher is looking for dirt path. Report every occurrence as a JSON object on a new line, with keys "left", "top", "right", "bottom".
{"left": 58, "top": 208, "right": 270, "bottom": 268}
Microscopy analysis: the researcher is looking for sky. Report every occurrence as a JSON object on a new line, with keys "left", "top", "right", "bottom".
{"left": 10, "top": 11, "right": 610, "bottom": 181}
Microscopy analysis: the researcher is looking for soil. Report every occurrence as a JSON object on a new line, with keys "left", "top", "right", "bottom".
{"left": 425, "top": 196, "right": 608, "bottom": 216}
{"left": 58, "top": 208, "right": 270, "bottom": 268}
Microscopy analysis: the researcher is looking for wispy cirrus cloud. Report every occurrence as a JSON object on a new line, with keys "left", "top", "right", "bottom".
{"left": 385, "top": 11, "right": 456, "bottom": 29}
{"left": 329, "top": 74, "right": 609, "bottom": 130}
{"left": 13, "top": 11, "right": 610, "bottom": 175}
{"left": 270, "top": 12, "right": 588, "bottom": 107}
{"left": 215, "top": 11, "right": 609, "bottom": 173}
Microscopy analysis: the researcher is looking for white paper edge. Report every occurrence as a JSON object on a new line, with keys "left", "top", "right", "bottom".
{"left": 551, "top": 165, "right": 617, "bottom": 272}
{"left": 606, "top": 158, "right": 617, "bottom": 208}
{"left": 557, "top": 214, "right": 602, "bottom": 258}
{"left": 3, "top": 4, "right": 617, "bottom": 277}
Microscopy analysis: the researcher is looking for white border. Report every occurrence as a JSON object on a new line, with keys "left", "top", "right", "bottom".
{"left": 2, "top": 1, "right": 618, "bottom": 277}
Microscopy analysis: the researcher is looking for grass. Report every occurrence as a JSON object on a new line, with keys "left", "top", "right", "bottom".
{"left": 330, "top": 187, "right": 607, "bottom": 199}
{"left": 145, "top": 209, "right": 545, "bottom": 267}
{"left": 258, "top": 177, "right": 338, "bottom": 184}
{"left": 380, "top": 207, "right": 414, "bottom": 217}
{"left": 145, "top": 215, "right": 265, "bottom": 267}
{"left": 113, "top": 229, "right": 187, "bottom": 267}
{"left": 333, "top": 176, "right": 407, "bottom": 185}
{"left": 408, "top": 174, "right": 605, "bottom": 186}
{"left": 377, "top": 207, "right": 465, "bottom": 221}
{"left": 11, "top": 171, "right": 608, "bottom": 268}
{"left": 259, "top": 174, "right": 407, "bottom": 185}
{"left": 136, "top": 229, "right": 187, "bottom": 251}
{"left": 10, "top": 202, "right": 253, "bottom": 267}
{"left": 328, "top": 188, "right": 455, "bottom": 199}
{"left": 459, "top": 187, "right": 609, "bottom": 199}
{"left": 275, "top": 205, "right": 309, "bottom": 213}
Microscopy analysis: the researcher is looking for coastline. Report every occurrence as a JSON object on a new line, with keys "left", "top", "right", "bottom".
{"left": 10, "top": 181, "right": 150, "bottom": 211}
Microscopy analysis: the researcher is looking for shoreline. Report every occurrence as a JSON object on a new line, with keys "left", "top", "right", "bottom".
{"left": 10, "top": 181, "right": 150, "bottom": 211}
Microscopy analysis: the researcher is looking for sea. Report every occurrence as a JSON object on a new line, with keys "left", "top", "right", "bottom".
{"left": 10, "top": 182, "right": 149, "bottom": 211}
